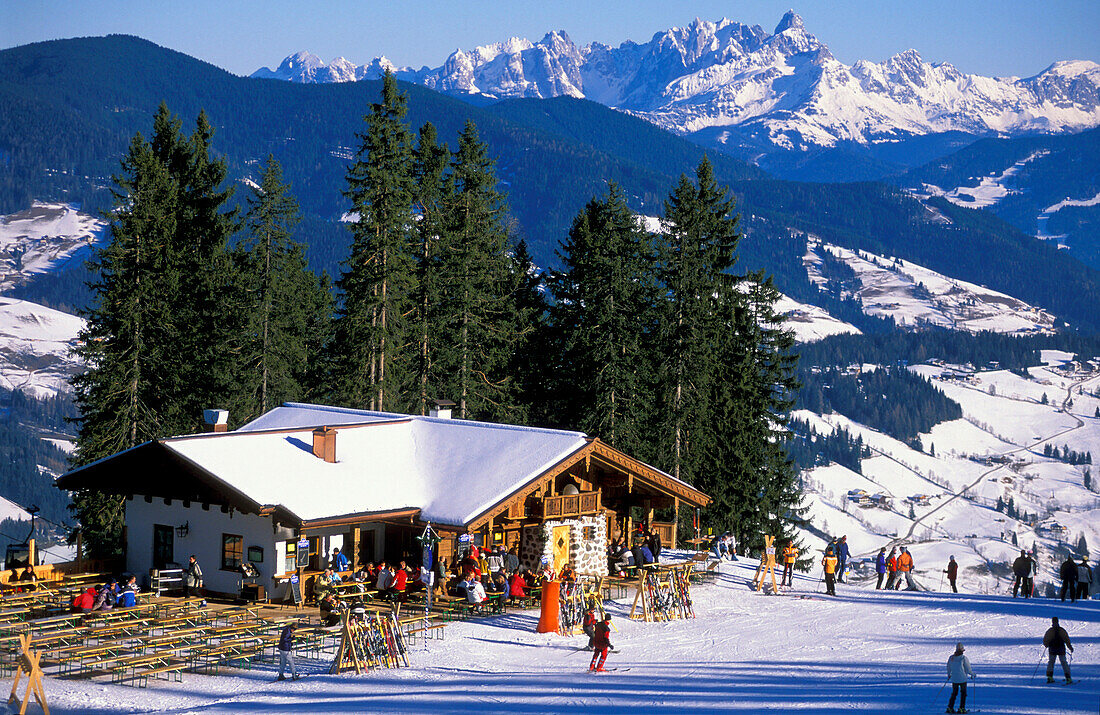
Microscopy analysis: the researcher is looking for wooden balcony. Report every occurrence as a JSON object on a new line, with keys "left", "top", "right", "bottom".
{"left": 540, "top": 490, "right": 602, "bottom": 520}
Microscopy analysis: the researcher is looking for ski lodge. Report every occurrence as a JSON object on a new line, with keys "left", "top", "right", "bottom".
{"left": 56, "top": 403, "right": 710, "bottom": 599}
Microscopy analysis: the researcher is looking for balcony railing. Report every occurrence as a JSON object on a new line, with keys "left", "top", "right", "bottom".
{"left": 540, "top": 490, "right": 601, "bottom": 520}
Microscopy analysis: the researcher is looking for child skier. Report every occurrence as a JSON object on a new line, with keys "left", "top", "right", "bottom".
{"left": 582, "top": 606, "right": 598, "bottom": 650}
{"left": 589, "top": 615, "right": 613, "bottom": 672}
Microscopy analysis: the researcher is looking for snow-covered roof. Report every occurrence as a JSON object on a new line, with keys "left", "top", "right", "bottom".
{"left": 163, "top": 404, "right": 590, "bottom": 526}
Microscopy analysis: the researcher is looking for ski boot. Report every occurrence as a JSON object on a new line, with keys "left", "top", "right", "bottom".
{"left": 1065, "top": 677, "right": 1073, "bottom": 684}
{"left": 945, "top": 707, "right": 955, "bottom": 714}
{"left": 1047, "top": 675, "right": 1055, "bottom": 683}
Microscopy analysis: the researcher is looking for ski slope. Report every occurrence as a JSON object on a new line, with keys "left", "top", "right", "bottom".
{"left": 797, "top": 353, "right": 1100, "bottom": 598}
{"left": 16, "top": 558, "right": 1097, "bottom": 714}
{"left": 0, "top": 297, "right": 85, "bottom": 398}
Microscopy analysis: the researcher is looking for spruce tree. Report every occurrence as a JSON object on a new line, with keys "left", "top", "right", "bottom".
{"left": 654, "top": 158, "right": 739, "bottom": 484}
{"left": 150, "top": 105, "right": 240, "bottom": 432}
{"left": 71, "top": 133, "right": 181, "bottom": 556}
{"left": 332, "top": 72, "right": 416, "bottom": 411}
{"left": 236, "top": 155, "right": 330, "bottom": 421}
{"left": 549, "top": 183, "right": 658, "bottom": 457}
{"left": 433, "top": 121, "right": 517, "bottom": 420}
{"left": 409, "top": 122, "right": 450, "bottom": 415}
{"left": 509, "top": 239, "right": 552, "bottom": 425}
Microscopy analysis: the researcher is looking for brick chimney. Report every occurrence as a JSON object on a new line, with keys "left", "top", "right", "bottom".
{"left": 202, "top": 409, "right": 229, "bottom": 433}
{"left": 312, "top": 426, "right": 337, "bottom": 463}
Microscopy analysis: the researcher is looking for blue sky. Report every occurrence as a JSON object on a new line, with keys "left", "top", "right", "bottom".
{"left": 3, "top": 1, "right": 1098, "bottom": 78}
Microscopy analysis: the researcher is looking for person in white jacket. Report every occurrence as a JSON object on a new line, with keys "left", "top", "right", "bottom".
{"left": 946, "top": 642, "right": 976, "bottom": 713}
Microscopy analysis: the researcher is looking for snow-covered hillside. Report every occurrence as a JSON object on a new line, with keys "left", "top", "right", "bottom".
{"left": 804, "top": 240, "right": 1058, "bottom": 334}
{"left": 797, "top": 352, "right": 1100, "bottom": 599}
{"left": 253, "top": 12, "right": 1100, "bottom": 151}
{"left": 0, "top": 202, "right": 105, "bottom": 292}
{"left": 774, "top": 293, "right": 860, "bottom": 342}
{"left": 22, "top": 556, "right": 1098, "bottom": 714}
{"left": 0, "top": 297, "right": 84, "bottom": 399}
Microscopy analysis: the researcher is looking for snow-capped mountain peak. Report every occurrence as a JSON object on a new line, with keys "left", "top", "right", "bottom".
{"left": 250, "top": 13, "right": 1100, "bottom": 150}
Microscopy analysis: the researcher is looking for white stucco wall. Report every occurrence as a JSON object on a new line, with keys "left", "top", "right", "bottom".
{"left": 124, "top": 496, "right": 292, "bottom": 596}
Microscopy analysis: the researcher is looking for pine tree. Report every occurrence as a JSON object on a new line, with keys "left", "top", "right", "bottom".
{"left": 71, "top": 133, "right": 181, "bottom": 556}
{"left": 654, "top": 158, "right": 739, "bottom": 484}
{"left": 706, "top": 273, "right": 803, "bottom": 543}
{"left": 235, "top": 155, "right": 331, "bottom": 422}
{"left": 549, "top": 184, "right": 658, "bottom": 457}
{"left": 409, "top": 123, "right": 450, "bottom": 416}
{"left": 432, "top": 121, "right": 518, "bottom": 420}
{"left": 150, "top": 106, "right": 240, "bottom": 432}
{"left": 332, "top": 72, "right": 416, "bottom": 411}
{"left": 508, "top": 239, "right": 552, "bottom": 425}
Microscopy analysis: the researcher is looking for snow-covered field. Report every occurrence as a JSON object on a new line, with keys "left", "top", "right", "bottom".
{"left": 0, "top": 296, "right": 84, "bottom": 399}
{"left": 915, "top": 151, "right": 1048, "bottom": 209}
{"left": 804, "top": 240, "right": 1058, "bottom": 334}
{"left": 774, "top": 293, "right": 860, "bottom": 342}
{"left": 15, "top": 558, "right": 1097, "bottom": 714}
{"left": 0, "top": 202, "right": 104, "bottom": 292}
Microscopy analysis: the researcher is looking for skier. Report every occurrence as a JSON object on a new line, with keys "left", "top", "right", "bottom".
{"left": 945, "top": 641, "right": 975, "bottom": 713}
{"left": 277, "top": 621, "right": 299, "bottom": 681}
{"left": 897, "top": 546, "right": 916, "bottom": 590}
{"left": 589, "top": 614, "right": 613, "bottom": 672}
{"left": 885, "top": 547, "right": 898, "bottom": 590}
{"left": 1011, "top": 550, "right": 1029, "bottom": 597}
{"left": 822, "top": 546, "right": 838, "bottom": 596}
{"left": 945, "top": 555, "right": 958, "bottom": 593}
{"left": 836, "top": 536, "right": 850, "bottom": 583}
{"left": 782, "top": 542, "right": 798, "bottom": 587}
{"left": 1076, "top": 557, "right": 1093, "bottom": 601}
{"left": 582, "top": 606, "right": 597, "bottom": 649}
{"left": 1042, "top": 616, "right": 1073, "bottom": 684}
{"left": 875, "top": 547, "right": 887, "bottom": 590}
{"left": 1059, "top": 555, "right": 1078, "bottom": 602}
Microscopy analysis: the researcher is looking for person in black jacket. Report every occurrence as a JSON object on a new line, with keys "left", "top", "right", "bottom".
{"left": 1043, "top": 617, "right": 1073, "bottom": 684}
{"left": 1059, "top": 556, "right": 1078, "bottom": 602}
{"left": 277, "top": 621, "right": 298, "bottom": 681}
{"left": 647, "top": 528, "right": 662, "bottom": 564}
{"left": 1011, "top": 551, "right": 1030, "bottom": 598}
{"left": 945, "top": 555, "right": 959, "bottom": 593}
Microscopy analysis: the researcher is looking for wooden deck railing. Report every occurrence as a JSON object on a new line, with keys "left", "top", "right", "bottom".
{"left": 540, "top": 490, "right": 601, "bottom": 519}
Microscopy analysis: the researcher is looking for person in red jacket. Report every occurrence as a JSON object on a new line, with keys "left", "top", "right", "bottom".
{"left": 589, "top": 615, "right": 614, "bottom": 672}
{"left": 72, "top": 586, "right": 97, "bottom": 613}
{"left": 582, "top": 607, "right": 598, "bottom": 650}
{"left": 508, "top": 569, "right": 527, "bottom": 602}
{"left": 885, "top": 548, "right": 898, "bottom": 590}
{"left": 945, "top": 555, "right": 959, "bottom": 593}
{"left": 382, "top": 562, "right": 408, "bottom": 601}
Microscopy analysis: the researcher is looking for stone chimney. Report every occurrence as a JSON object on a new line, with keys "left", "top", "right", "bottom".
{"left": 429, "top": 399, "right": 456, "bottom": 419}
{"left": 312, "top": 426, "right": 337, "bottom": 462}
{"left": 203, "top": 409, "right": 229, "bottom": 433}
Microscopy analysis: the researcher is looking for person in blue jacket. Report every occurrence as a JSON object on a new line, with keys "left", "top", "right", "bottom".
{"left": 332, "top": 548, "right": 350, "bottom": 573}
{"left": 875, "top": 547, "right": 887, "bottom": 589}
{"left": 277, "top": 621, "right": 299, "bottom": 681}
{"left": 836, "top": 536, "right": 850, "bottom": 583}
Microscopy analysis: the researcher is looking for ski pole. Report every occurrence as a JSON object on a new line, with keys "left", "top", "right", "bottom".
{"left": 930, "top": 679, "right": 947, "bottom": 711}
{"left": 1031, "top": 647, "right": 1046, "bottom": 679}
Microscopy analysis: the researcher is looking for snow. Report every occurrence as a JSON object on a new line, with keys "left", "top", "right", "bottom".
{"left": 0, "top": 202, "right": 105, "bottom": 292}
{"left": 0, "top": 494, "right": 30, "bottom": 522}
{"left": 804, "top": 239, "right": 1058, "bottom": 335}
{"left": 17, "top": 557, "right": 1099, "bottom": 714}
{"left": 917, "top": 151, "right": 1048, "bottom": 209}
{"left": 773, "top": 293, "right": 861, "bottom": 342}
{"left": 0, "top": 297, "right": 85, "bottom": 399}
{"left": 797, "top": 357, "right": 1100, "bottom": 600}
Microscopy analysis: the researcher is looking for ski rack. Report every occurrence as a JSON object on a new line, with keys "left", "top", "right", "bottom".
{"left": 329, "top": 610, "right": 409, "bottom": 675}
{"left": 628, "top": 565, "right": 695, "bottom": 622}
{"left": 558, "top": 573, "right": 605, "bottom": 636}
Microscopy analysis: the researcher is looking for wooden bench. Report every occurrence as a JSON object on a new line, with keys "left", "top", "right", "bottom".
{"left": 688, "top": 553, "right": 720, "bottom": 582}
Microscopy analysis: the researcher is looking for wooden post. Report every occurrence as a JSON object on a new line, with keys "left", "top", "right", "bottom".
{"left": 671, "top": 497, "right": 679, "bottom": 550}
{"left": 350, "top": 527, "right": 360, "bottom": 569}
{"left": 7, "top": 633, "right": 49, "bottom": 714}
{"left": 751, "top": 535, "right": 779, "bottom": 594}
{"left": 26, "top": 539, "right": 35, "bottom": 568}
{"left": 75, "top": 532, "right": 83, "bottom": 573}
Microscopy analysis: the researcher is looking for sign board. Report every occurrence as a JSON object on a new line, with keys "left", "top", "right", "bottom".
{"left": 289, "top": 573, "right": 303, "bottom": 606}
{"left": 458, "top": 534, "right": 471, "bottom": 543}
{"left": 297, "top": 537, "right": 309, "bottom": 549}
{"left": 296, "top": 546, "right": 309, "bottom": 569}
{"left": 765, "top": 546, "right": 776, "bottom": 557}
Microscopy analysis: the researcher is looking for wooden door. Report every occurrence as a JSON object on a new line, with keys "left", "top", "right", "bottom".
{"left": 551, "top": 525, "right": 570, "bottom": 575}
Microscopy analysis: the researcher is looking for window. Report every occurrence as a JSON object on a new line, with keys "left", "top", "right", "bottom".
{"left": 284, "top": 541, "right": 297, "bottom": 574}
{"left": 153, "top": 525, "right": 174, "bottom": 570}
{"left": 221, "top": 534, "right": 243, "bottom": 570}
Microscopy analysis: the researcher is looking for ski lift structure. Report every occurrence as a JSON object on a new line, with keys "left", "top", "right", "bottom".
{"left": 4, "top": 505, "right": 42, "bottom": 571}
